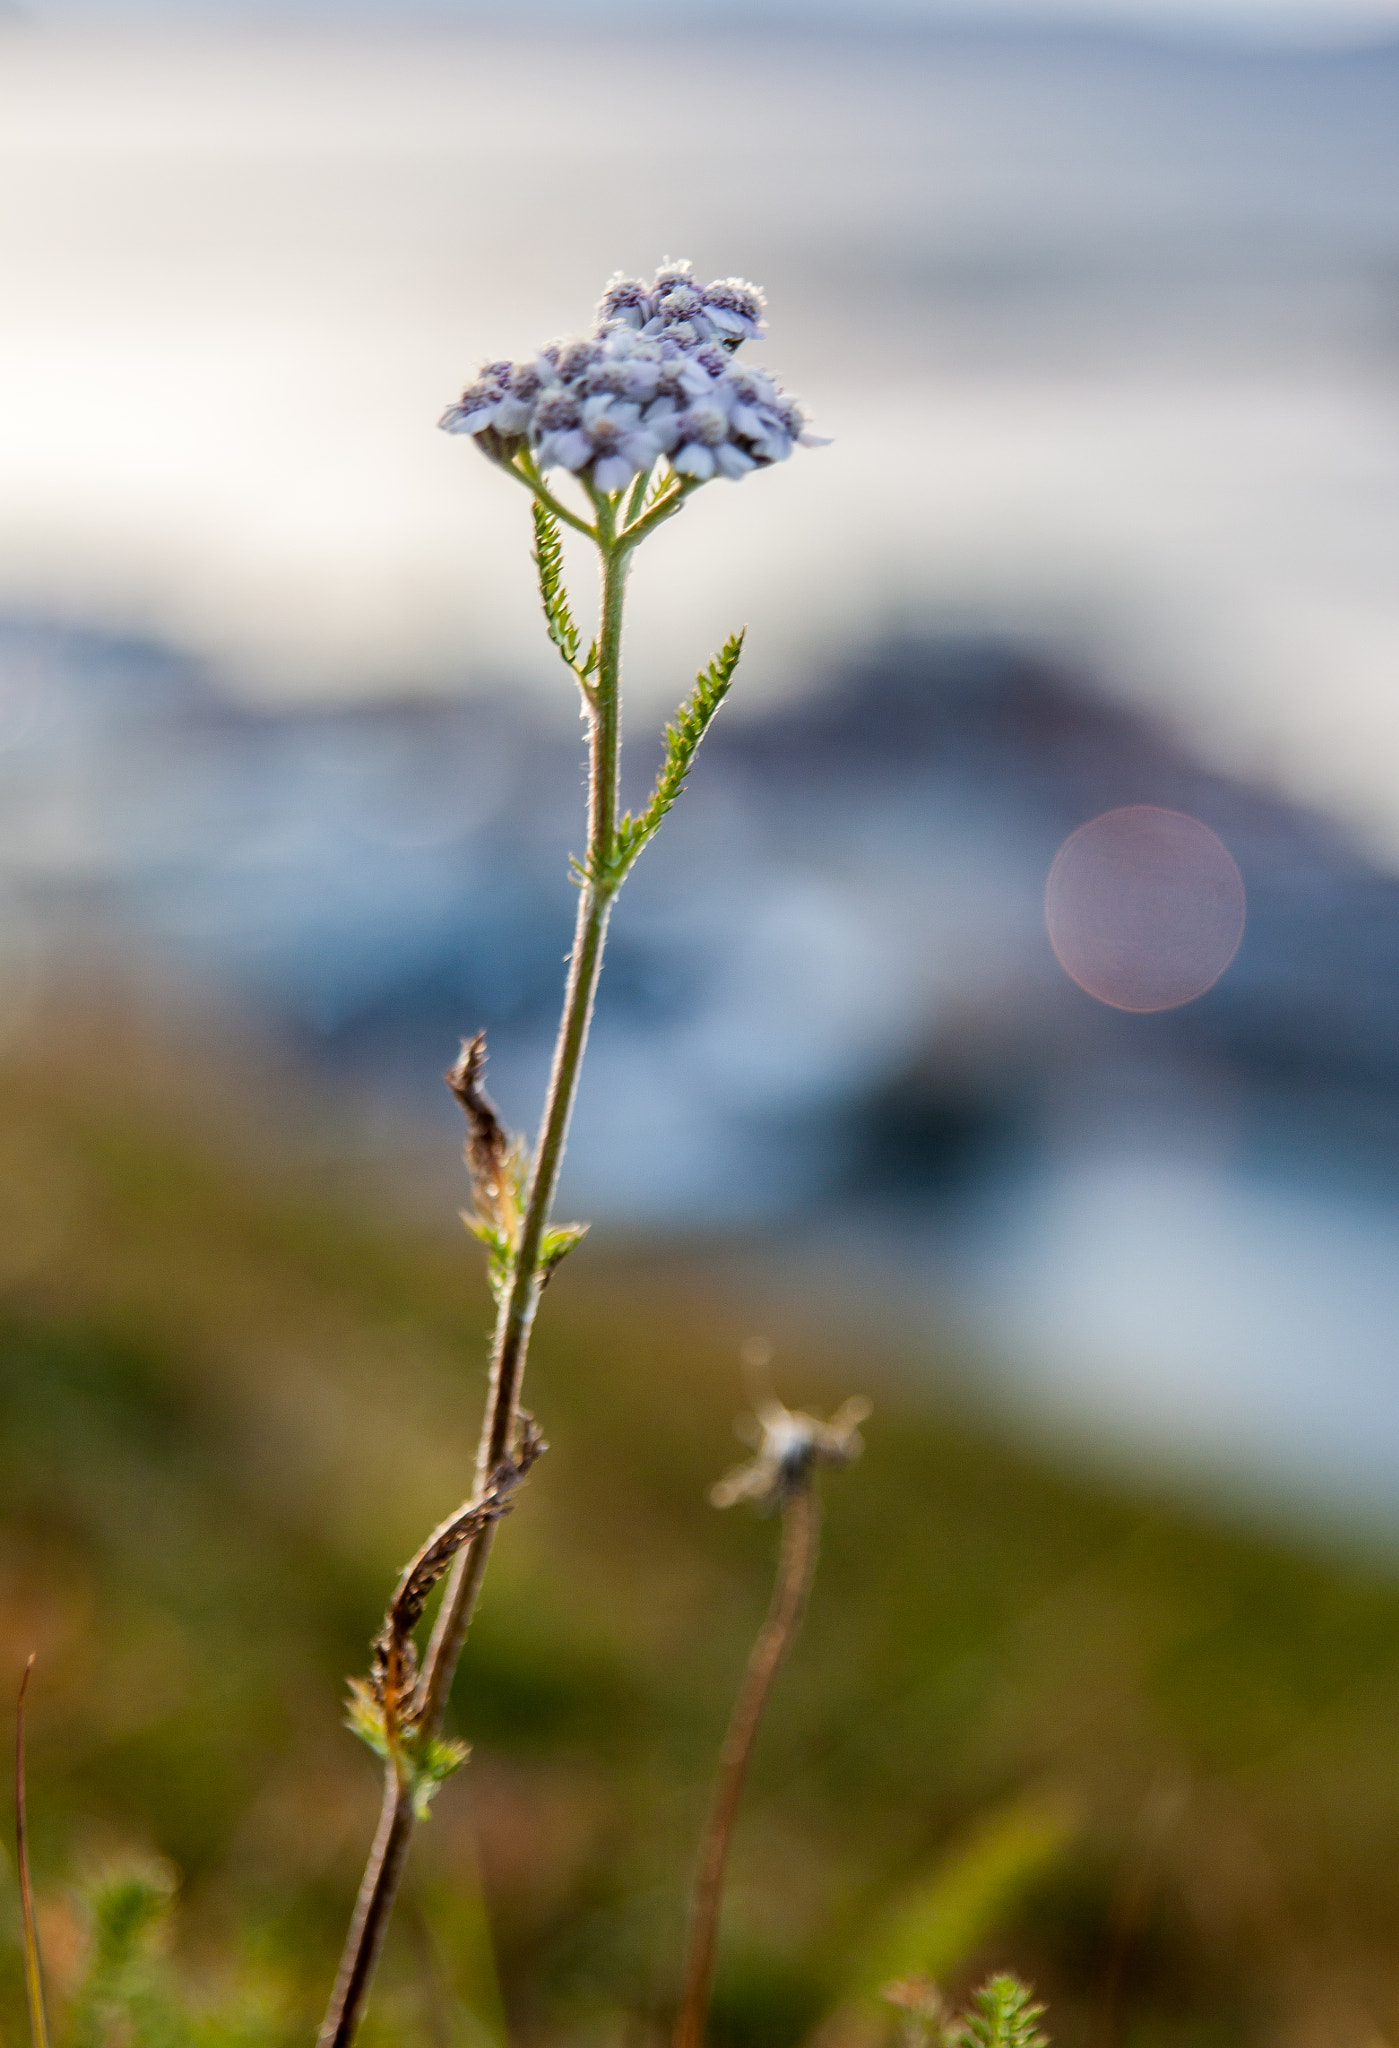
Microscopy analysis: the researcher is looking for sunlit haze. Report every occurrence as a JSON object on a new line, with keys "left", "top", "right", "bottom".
{"left": 4, "top": 23, "right": 1399, "bottom": 859}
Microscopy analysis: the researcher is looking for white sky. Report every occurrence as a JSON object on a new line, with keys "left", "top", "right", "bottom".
{"left": 8, "top": 0, "right": 1399, "bottom": 33}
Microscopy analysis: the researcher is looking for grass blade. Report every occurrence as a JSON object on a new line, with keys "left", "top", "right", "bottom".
{"left": 16, "top": 1654, "right": 52, "bottom": 2048}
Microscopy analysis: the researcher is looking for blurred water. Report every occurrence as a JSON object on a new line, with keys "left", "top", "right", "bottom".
{"left": 5, "top": 613, "right": 1399, "bottom": 1527}
{"left": 959, "top": 1149, "right": 1399, "bottom": 1520}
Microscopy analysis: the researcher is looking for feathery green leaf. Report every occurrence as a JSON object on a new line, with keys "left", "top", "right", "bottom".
{"left": 596, "top": 627, "right": 745, "bottom": 890}
{"left": 532, "top": 501, "right": 585, "bottom": 676}
{"left": 952, "top": 1977, "right": 1048, "bottom": 2048}
{"left": 71, "top": 1865, "right": 181, "bottom": 2048}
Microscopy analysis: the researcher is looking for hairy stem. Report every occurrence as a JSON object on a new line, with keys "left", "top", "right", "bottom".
{"left": 674, "top": 1483, "right": 823, "bottom": 2048}
{"left": 505, "top": 453, "right": 597, "bottom": 541}
{"left": 319, "top": 511, "right": 631, "bottom": 2048}
{"left": 622, "top": 475, "right": 698, "bottom": 546}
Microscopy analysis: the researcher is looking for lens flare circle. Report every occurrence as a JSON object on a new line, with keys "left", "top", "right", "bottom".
{"left": 1045, "top": 805, "right": 1245, "bottom": 1013}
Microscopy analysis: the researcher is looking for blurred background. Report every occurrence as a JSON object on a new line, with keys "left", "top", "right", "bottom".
{"left": 4, "top": 1, "right": 1399, "bottom": 2043}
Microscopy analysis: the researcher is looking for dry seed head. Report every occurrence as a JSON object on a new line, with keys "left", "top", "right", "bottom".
{"left": 710, "top": 1393, "right": 870, "bottom": 1511}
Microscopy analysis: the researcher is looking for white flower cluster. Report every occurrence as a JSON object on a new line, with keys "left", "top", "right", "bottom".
{"left": 440, "top": 263, "right": 825, "bottom": 496}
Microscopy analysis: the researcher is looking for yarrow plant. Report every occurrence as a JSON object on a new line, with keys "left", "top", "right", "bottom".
{"left": 311, "top": 264, "right": 1047, "bottom": 2048}
{"left": 318, "top": 262, "right": 836, "bottom": 2048}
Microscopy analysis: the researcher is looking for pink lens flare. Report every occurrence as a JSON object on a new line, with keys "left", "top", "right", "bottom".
{"left": 1045, "top": 805, "right": 1246, "bottom": 1013}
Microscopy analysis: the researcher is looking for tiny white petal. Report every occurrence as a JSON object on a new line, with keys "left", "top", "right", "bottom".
{"left": 714, "top": 443, "right": 757, "bottom": 479}
{"left": 643, "top": 403, "right": 683, "bottom": 453}
{"left": 491, "top": 396, "right": 532, "bottom": 435}
{"left": 620, "top": 430, "right": 662, "bottom": 468}
{"left": 678, "top": 359, "right": 712, "bottom": 398}
{"left": 549, "top": 428, "right": 593, "bottom": 472}
{"left": 672, "top": 443, "right": 716, "bottom": 480}
{"left": 687, "top": 404, "right": 728, "bottom": 443}
{"left": 621, "top": 362, "right": 660, "bottom": 401}
{"left": 592, "top": 454, "right": 633, "bottom": 493}
{"left": 442, "top": 404, "right": 497, "bottom": 435}
{"left": 582, "top": 394, "right": 642, "bottom": 430}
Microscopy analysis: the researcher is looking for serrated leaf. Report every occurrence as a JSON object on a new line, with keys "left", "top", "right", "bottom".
{"left": 592, "top": 628, "right": 745, "bottom": 891}
{"left": 532, "top": 501, "right": 584, "bottom": 675}
{"left": 639, "top": 626, "right": 745, "bottom": 829}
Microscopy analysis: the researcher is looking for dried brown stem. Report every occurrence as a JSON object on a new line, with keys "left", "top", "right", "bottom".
{"left": 447, "top": 1034, "right": 518, "bottom": 1238}
{"left": 370, "top": 1425, "right": 545, "bottom": 1742}
{"left": 675, "top": 1482, "right": 823, "bottom": 2048}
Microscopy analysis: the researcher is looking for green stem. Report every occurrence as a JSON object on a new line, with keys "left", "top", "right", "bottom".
{"left": 504, "top": 454, "right": 597, "bottom": 540}
{"left": 621, "top": 475, "right": 697, "bottom": 545}
{"left": 318, "top": 510, "right": 631, "bottom": 2048}
{"left": 620, "top": 464, "right": 654, "bottom": 531}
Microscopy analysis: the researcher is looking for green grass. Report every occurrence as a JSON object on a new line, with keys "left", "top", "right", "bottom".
{"left": 2, "top": 999, "right": 1399, "bottom": 2048}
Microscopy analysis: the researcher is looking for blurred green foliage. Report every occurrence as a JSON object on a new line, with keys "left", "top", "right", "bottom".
{"left": 2, "top": 999, "right": 1399, "bottom": 2048}
{"left": 953, "top": 1977, "right": 1048, "bottom": 2048}
{"left": 849, "top": 1795, "right": 1076, "bottom": 2005}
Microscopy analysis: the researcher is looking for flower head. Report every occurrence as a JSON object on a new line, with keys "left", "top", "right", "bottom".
{"left": 440, "top": 263, "right": 823, "bottom": 500}
{"left": 597, "top": 261, "right": 767, "bottom": 349}
{"left": 710, "top": 1395, "right": 870, "bottom": 1512}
